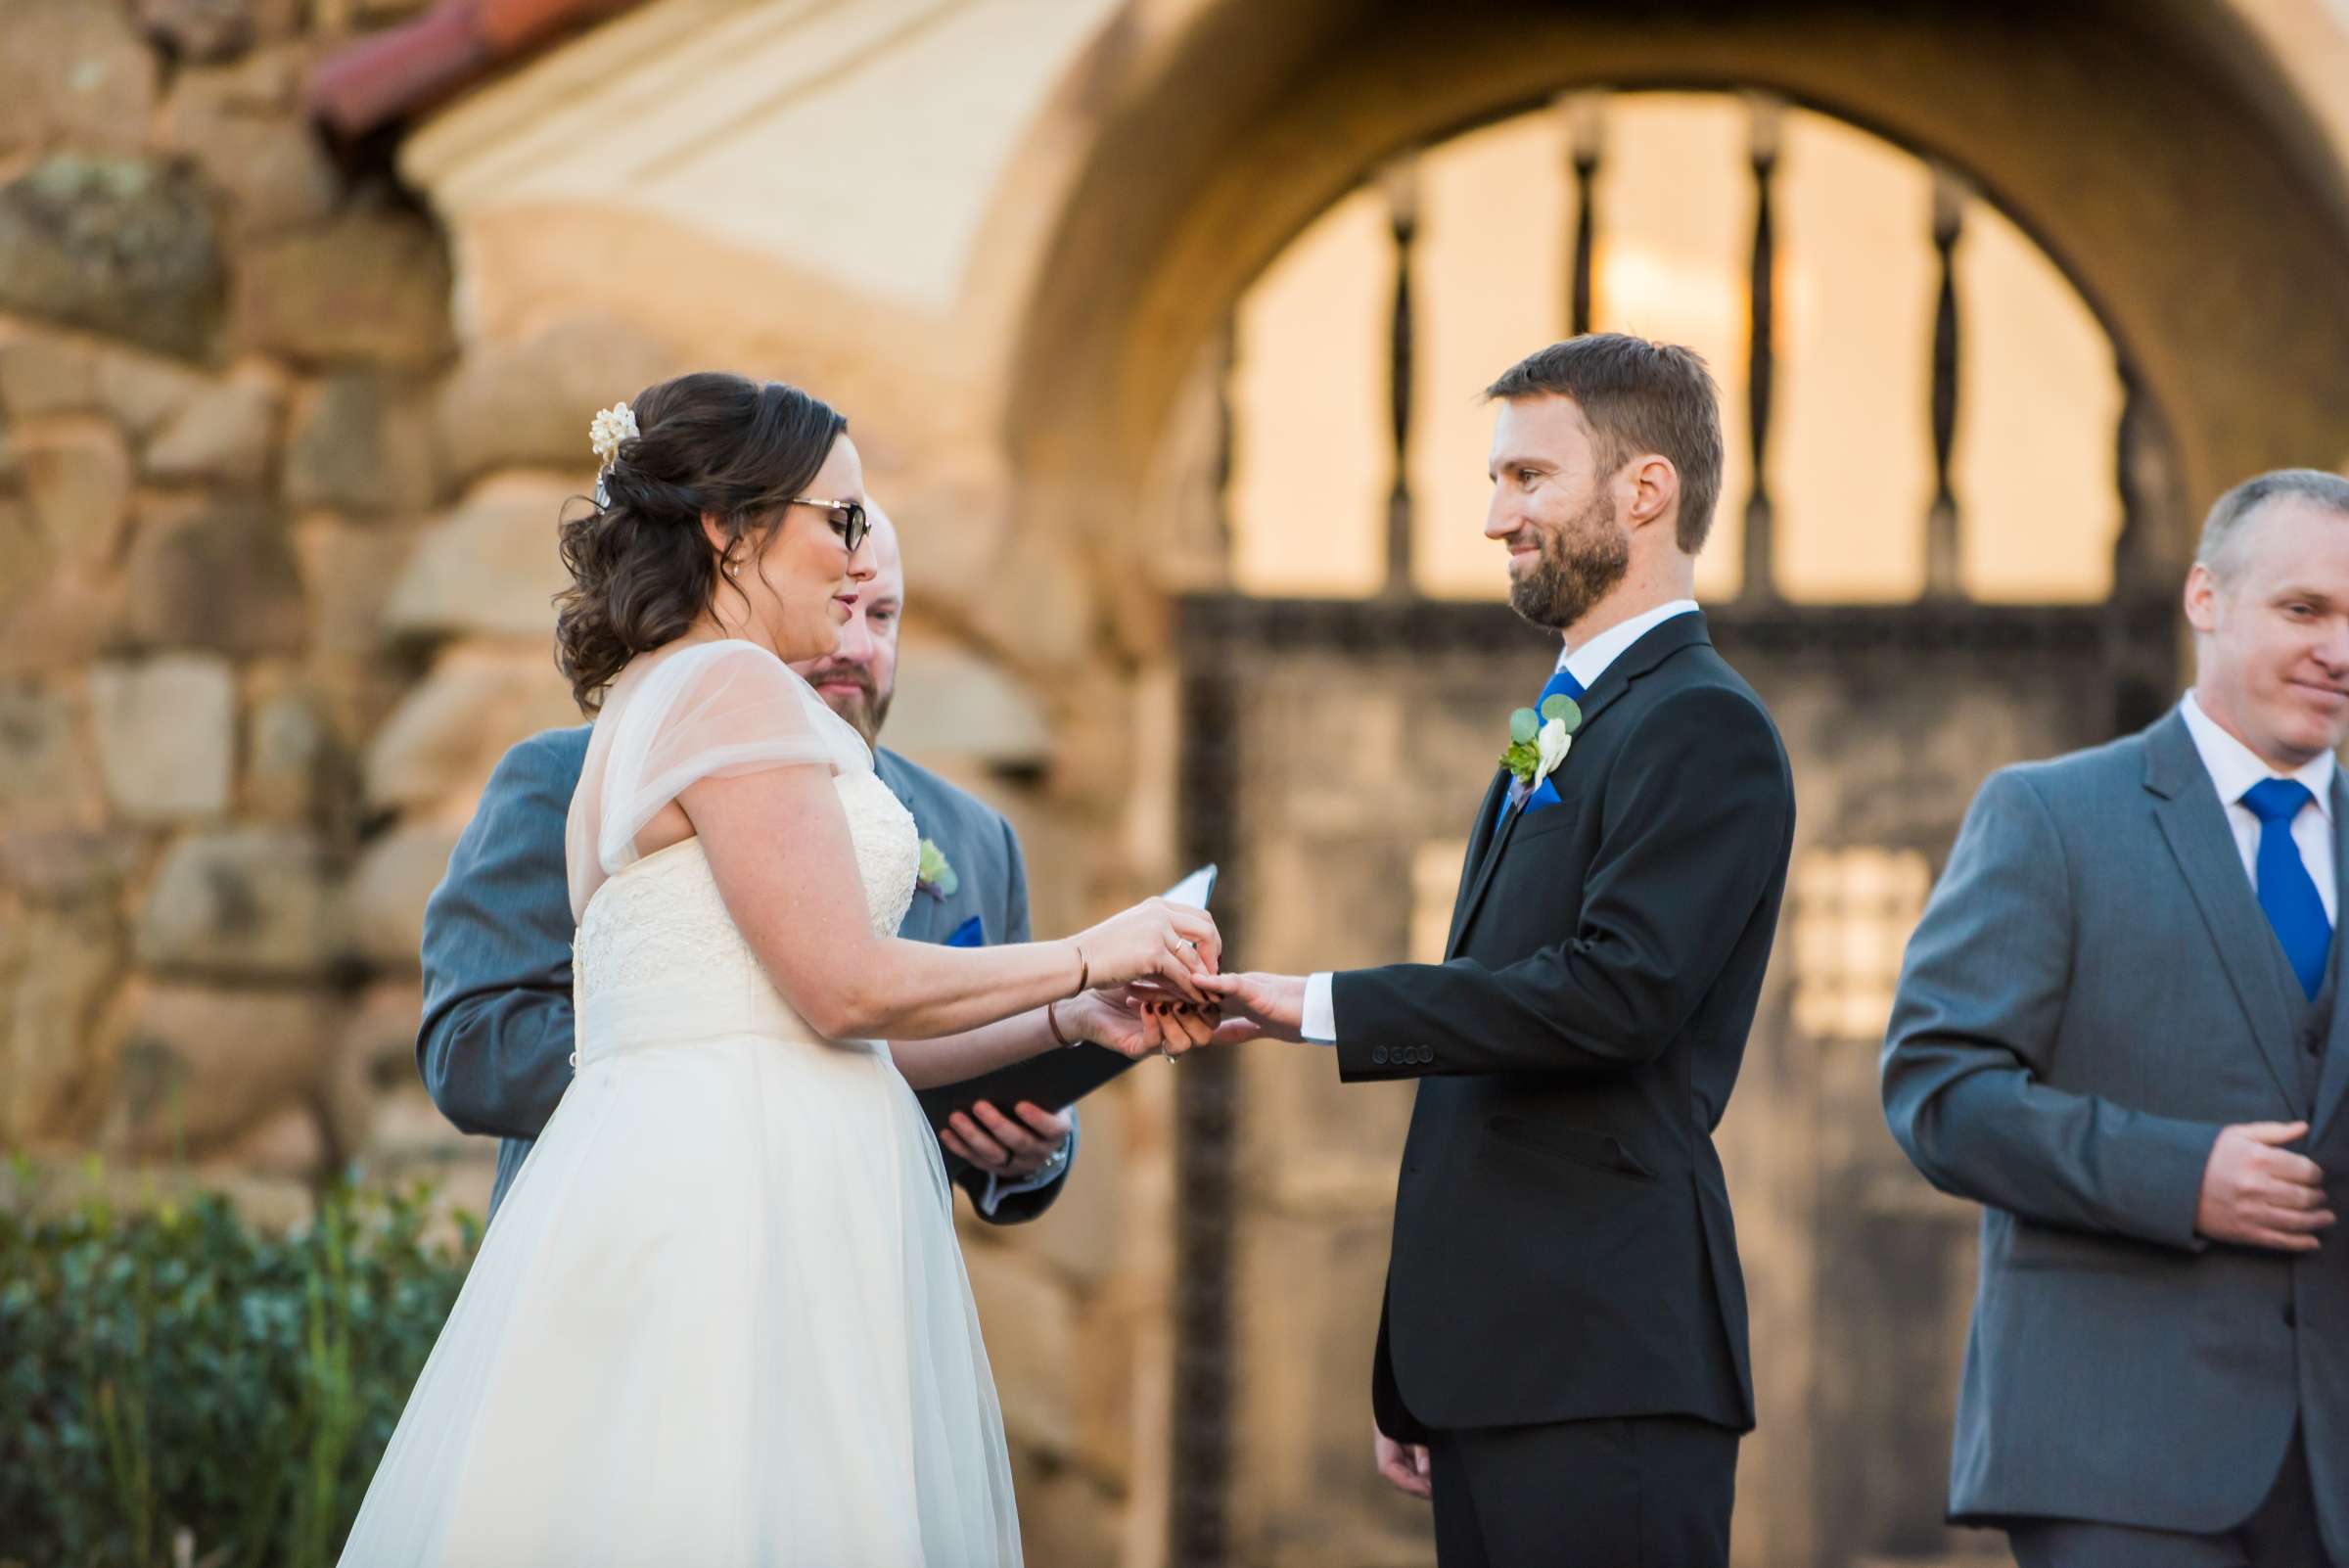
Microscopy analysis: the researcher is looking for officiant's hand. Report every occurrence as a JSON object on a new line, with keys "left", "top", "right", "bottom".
{"left": 941, "top": 1100, "right": 1072, "bottom": 1179}
{"left": 1374, "top": 1422, "right": 1433, "bottom": 1501}
{"left": 1196, "top": 971, "right": 1309, "bottom": 1042}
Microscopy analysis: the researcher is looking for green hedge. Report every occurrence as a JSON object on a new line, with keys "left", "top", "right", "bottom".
{"left": 0, "top": 1168, "right": 480, "bottom": 1568}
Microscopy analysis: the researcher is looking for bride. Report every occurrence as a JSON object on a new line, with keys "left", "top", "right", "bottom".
{"left": 337, "top": 372, "right": 1221, "bottom": 1567}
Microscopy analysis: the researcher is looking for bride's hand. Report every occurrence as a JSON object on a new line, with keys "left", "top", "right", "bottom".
{"left": 1070, "top": 987, "right": 1220, "bottom": 1060}
{"left": 1072, "top": 899, "right": 1221, "bottom": 1001}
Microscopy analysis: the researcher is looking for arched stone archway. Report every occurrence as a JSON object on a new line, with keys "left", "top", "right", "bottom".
{"left": 1004, "top": 0, "right": 2349, "bottom": 576}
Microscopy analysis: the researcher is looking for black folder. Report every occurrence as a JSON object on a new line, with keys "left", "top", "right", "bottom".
{"left": 914, "top": 865, "right": 1216, "bottom": 1130}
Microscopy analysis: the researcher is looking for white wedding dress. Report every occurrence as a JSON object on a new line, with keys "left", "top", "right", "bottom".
{"left": 338, "top": 638, "right": 1022, "bottom": 1567}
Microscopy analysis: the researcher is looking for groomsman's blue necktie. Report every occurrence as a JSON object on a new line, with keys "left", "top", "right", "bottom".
{"left": 2241, "top": 778, "right": 2331, "bottom": 1000}
{"left": 1506, "top": 667, "right": 1588, "bottom": 819}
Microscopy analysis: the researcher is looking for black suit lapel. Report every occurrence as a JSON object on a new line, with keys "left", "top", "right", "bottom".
{"left": 2143, "top": 713, "right": 2308, "bottom": 1105}
{"left": 1446, "top": 612, "right": 1713, "bottom": 955}
{"left": 1446, "top": 770, "right": 1511, "bottom": 959}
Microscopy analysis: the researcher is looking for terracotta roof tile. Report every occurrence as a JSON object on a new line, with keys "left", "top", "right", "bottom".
{"left": 308, "top": 0, "right": 645, "bottom": 140}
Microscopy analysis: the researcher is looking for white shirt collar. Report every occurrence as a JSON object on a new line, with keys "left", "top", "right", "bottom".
{"left": 1555, "top": 600, "right": 1701, "bottom": 692}
{"left": 2179, "top": 690, "right": 2335, "bottom": 819}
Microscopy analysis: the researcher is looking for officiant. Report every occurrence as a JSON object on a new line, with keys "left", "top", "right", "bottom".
{"left": 416, "top": 503, "right": 1088, "bottom": 1222}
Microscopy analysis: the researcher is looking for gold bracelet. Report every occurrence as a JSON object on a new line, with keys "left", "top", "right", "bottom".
{"left": 1046, "top": 998, "right": 1074, "bottom": 1048}
{"left": 1070, "top": 941, "right": 1090, "bottom": 998}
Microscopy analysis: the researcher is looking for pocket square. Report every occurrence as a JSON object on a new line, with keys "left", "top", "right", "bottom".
{"left": 944, "top": 915, "right": 985, "bottom": 947}
{"left": 1521, "top": 775, "right": 1564, "bottom": 815}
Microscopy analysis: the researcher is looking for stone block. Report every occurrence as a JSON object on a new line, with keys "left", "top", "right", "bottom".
{"left": 17, "top": 417, "right": 134, "bottom": 570}
{"left": 87, "top": 653, "right": 237, "bottom": 821}
{"left": 0, "top": 829, "right": 146, "bottom": 906}
{"left": 216, "top": 1100, "right": 328, "bottom": 1179}
{"left": 434, "top": 316, "right": 671, "bottom": 484}
{"left": 0, "top": 0, "right": 161, "bottom": 158}
{"left": 237, "top": 210, "right": 454, "bottom": 370}
{"left": 883, "top": 634, "right": 1051, "bottom": 766}
{"left": 136, "top": 0, "right": 264, "bottom": 67}
{"left": 142, "top": 367, "right": 282, "bottom": 485}
{"left": 1017, "top": 1087, "right": 1126, "bottom": 1287}
{"left": 347, "top": 821, "right": 459, "bottom": 969}
{"left": 0, "top": 566, "right": 127, "bottom": 677}
{"left": 284, "top": 372, "right": 440, "bottom": 513}
{"left": 1, "top": 900, "right": 125, "bottom": 1144}
{"left": 380, "top": 475, "right": 576, "bottom": 642}
{"left": 0, "top": 681, "right": 93, "bottom": 827}
{"left": 96, "top": 345, "right": 212, "bottom": 438}
{"left": 1007, "top": 1449, "right": 1123, "bottom": 1568}
{"left": 246, "top": 685, "right": 348, "bottom": 822}
{"left": 0, "top": 158, "right": 227, "bottom": 362}
{"left": 135, "top": 826, "right": 346, "bottom": 980}
{"left": 103, "top": 982, "right": 337, "bottom": 1157}
{"left": 122, "top": 504, "right": 307, "bottom": 654}
{"left": 961, "top": 1239, "right": 1079, "bottom": 1457}
{"left": 362, "top": 646, "right": 578, "bottom": 810}
{"left": 0, "top": 495, "right": 49, "bottom": 623}
{"left": 291, "top": 516, "right": 421, "bottom": 656}
{"left": 0, "top": 329, "right": 102, "bottom": 419}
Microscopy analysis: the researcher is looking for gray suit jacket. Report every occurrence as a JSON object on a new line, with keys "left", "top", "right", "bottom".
{"left": 1882, "top": 709, "right": 2349, "bottom": 1548}
{"left": 416, "top": 725, "right": 1073, "bottom": 1222}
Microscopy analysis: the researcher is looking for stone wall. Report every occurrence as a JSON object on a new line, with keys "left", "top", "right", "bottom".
{"left": 0, "top": 5, "right": 1151, "bottom": 1559}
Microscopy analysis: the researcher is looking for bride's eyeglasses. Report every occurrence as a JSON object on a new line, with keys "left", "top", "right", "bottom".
{"left": 793, "top": 496, "right": 870, "bottom": 555}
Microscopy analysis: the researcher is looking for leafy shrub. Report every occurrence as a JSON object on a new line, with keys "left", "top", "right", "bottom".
{"left": 0, "top": 1168, "right": 479, "bottom": 1568}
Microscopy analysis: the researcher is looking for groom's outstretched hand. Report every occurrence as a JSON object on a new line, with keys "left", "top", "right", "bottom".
{"left": 1374, "top": 1422, "right": 1433, "bottom": 1501}
{"left": 1197, "top": 971, "right": 1309, "bottom": 1042}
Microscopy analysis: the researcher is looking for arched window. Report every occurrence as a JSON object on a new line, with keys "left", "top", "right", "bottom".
{"left": 1203, "top": 93, "right": 2128, "bottom": 607}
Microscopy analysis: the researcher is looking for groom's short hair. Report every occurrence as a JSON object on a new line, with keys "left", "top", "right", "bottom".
{"left": 1485, "top": 335, "right": 1725, "bottom": 553}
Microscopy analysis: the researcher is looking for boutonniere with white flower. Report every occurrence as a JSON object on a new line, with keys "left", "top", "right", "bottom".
{"left": 916, "top": 838, "right": 960, "bottom": 899}
{"left": 1500, "top": 693, "right": 1583, "bottom": 793}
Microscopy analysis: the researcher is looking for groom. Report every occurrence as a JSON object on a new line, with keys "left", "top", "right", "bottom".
{"left": 418, "top": 504, "right": 1079, "bottom": 1222}
{"left": 1210, "top": 335, "right": 1795, "bottom": 1566}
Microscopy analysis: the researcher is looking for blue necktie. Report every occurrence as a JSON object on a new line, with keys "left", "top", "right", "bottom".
{"left": 1505, "top": 667, "right": 1588, "bottom": 819}
{"left": 2241, "top": 778, "right": 2332, "bottom": 1000}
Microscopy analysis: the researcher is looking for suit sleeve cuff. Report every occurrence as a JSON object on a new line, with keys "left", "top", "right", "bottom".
{"left": 1303, "top": 973, "right": 1338, "bottom": 1043}
{"left": 977, "top": 1112, "right": 1080, "bottom": 1217}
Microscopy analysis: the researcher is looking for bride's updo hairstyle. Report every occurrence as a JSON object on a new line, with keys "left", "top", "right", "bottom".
{"left": 554, "top": 371, "right": 849, "bottom": 712}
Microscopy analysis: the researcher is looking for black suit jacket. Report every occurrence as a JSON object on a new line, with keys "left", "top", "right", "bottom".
{"left": 1332, "top": 612, "right": 1794, "bottom": 1437}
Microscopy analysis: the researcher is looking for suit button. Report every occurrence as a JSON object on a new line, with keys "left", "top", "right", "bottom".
{"left": 1371, "top": 1046, "right": 1390, "bottom": 1066}
{"left": 1421, "top": 1047, "right": 1436, "bottom": 1064}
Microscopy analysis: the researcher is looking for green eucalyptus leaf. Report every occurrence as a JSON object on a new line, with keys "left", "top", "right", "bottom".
{"left": 1507, "top": 708, "right": 1539, "bottom": 746}
{"left": 1540, "top": 694, "right": 1583, "bottom": 730}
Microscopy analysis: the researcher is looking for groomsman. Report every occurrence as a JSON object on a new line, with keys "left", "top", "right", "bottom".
{"left": 1883, "top": 469, "right": 2349, "bottom": 1567}
{"left": 418, "top": 505, "right": 1080, "bottom": 1222}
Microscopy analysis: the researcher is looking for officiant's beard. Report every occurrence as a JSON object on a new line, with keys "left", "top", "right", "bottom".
{"left": 807, "top": 664, "right": 895, "bottom": 746}
{"left": 1508, "top": 494, "right": 1631, "bottom": 630}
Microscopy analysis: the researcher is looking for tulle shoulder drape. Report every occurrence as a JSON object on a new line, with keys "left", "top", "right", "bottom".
{"left": 566, "top": 640, "right": 868, "bottom": 919}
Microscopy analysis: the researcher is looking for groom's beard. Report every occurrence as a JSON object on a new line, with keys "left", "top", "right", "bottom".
{"left": 1506, "top": 492, "right": 1631, "bottom": 630}
{"left": 805, "top": 663, "right": 895, "bottom": 747}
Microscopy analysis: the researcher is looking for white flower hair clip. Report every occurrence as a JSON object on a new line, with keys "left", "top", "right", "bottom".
{"left": 588, "top": 401, "right": 638, "bottom": 503}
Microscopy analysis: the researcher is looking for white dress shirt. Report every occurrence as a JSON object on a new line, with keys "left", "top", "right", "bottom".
{"left": 2178, "top": 689, "right": 2337, "bottom": 925}
{"left": 1301, "top": 601, "right": 1703, "bottom": 1043}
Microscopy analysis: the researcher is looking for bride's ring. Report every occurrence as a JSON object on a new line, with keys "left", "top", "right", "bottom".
{"left": 1160, "top": 1046, "right": 1178, "bottom": 1063}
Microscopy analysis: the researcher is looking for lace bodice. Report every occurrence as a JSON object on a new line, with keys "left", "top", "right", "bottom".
{"left": 574, "top": 770, "right": 918, "bottom": 1009}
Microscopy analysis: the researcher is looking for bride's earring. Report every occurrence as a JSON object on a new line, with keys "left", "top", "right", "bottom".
{"left": 725, "top": 559, "right": 741, "bottom": 579}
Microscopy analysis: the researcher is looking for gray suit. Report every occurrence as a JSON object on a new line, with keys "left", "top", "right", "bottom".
{"left": 416, "top": 725, "right": 1072, "bottom": 1222}
{"left": 1882, "top": 709, "right": 2349, "bottom": 1559}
